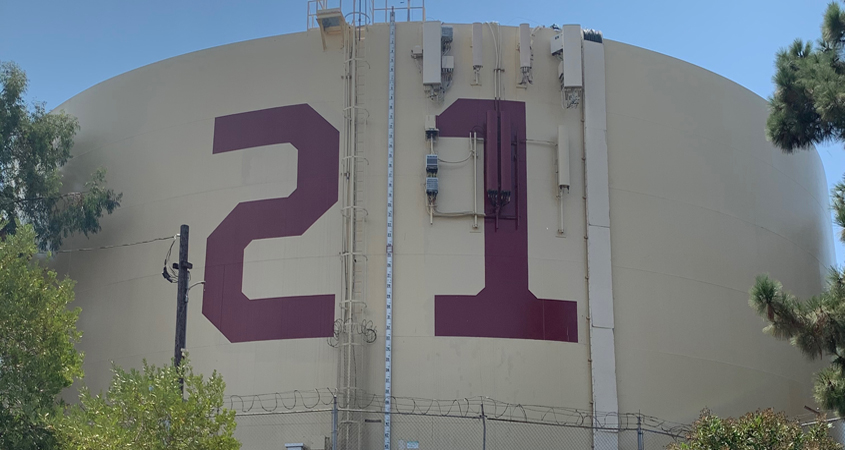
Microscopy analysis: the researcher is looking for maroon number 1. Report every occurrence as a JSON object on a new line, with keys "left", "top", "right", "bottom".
{"left": 434, "top": 99, "right": 578, "bottom": 342}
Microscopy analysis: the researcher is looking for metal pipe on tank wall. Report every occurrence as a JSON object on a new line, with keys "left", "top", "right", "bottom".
{"left": 347, "top": 23, "right": 356, "bottom": 408}
{"left": 473, "top": 132, "right": 478, "bottom": 229}
{"left": 426, "top": 133, "right": 483, "bottom": 224}
{"left": 558, "top": 187, "right": 566, "bottom": 236}
{"left": 499, "top": 111, "right": 512, "bottom": 205}
{"left": 427, "top": 121, "right": 436, "bottom": 225}
{"left": 485, "top": 111, "right": 498, "bottom": 208}
{"left": 487, "top": 22, "right": 502, "bottom": 101}
{"left": 557, "top": 125, "right": 570, "bottom": 236}
{"left": 497, "top": 23, "right": 503, "bottom": 100}
{"left": 524, "top": 138, "right": 562, "bottom": 235}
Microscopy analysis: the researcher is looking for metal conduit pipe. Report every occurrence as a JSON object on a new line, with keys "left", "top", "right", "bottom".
{"left": 524, "top": 138, "right": 566, "bottom": 235}
{"left": 427, "top": 133, "right": 483, "bottom": 224}
{"left": 473, "top": 131, "right": 479, "bottom": 228}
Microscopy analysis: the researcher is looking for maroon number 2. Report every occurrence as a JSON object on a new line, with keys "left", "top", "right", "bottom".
{"left": 202, "top": 104, "right": 338, "bottom": 343}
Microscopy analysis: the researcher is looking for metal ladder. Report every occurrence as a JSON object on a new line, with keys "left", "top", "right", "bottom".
{"left": 338, "top": 7, "right": 370, "bottom": 450}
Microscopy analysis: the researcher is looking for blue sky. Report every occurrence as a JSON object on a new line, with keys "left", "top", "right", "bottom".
{"left": 1, "top": 0, "right": 843, "bottom": 264}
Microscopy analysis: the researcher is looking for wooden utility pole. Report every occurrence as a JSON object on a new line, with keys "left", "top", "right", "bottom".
{"left": 174, "top": 224, "right": 192, "bottom": 377}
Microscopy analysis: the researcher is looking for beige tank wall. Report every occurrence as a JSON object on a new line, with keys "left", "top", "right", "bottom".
{"left": 55, "top": 22, "right": 594, "bottom": 411}
{"left": 603, "top": 40, "right": 835, "bottom": 422}
{"left": 54, "top": 20, "right": 832, "bottom": 424}
{"left": 380, "top": 23, "right": 591, "bottom": 408}
{"left": 54, "top": 29, "right": 348, "bottom": 398}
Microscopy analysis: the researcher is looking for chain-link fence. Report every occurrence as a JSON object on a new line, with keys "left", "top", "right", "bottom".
{"left": 829, "top": 419, "right": 845, "bottom": 444}
{"left": 801, "top": 416, "right": 845, "bottom": 446}
{"left": 226, "top": 389, "right": 688, "bottom": 450}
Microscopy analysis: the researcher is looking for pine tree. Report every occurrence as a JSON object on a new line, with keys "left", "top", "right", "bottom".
{"left": 767, "top": 3, "right": 845, "bottom": 152}
{"left": 751, "top": 1, "right": 845, "bottom": 417}
{"left": 751, "top": 273, "right": 845, "bottom": 414}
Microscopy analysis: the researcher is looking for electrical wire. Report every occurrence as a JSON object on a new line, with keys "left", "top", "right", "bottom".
{"left": 488, "top": 22, "right": 501, "bottom": 99}
{"left": 55, "top": 235, "right": 175, "bottom": 253}
{"left": 438, "top": 153, "right": 472, "bottom": 164}
{"left": 162, "top": 235, "right": 180, "bottom": 283}
{"left": 433, "top": 209, "right": 485, "bottom": 217}
{"left": 487, "top": 22, "right": 499, "bottom": 73}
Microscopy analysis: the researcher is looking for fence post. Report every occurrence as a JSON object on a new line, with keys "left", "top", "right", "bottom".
{"left": 332, "top": 394, "right": 338, "bottom": 450}
{"left": 637, "top": 414, "right": 644, "bottom": 450}
{"left": 481, "top": 403, "right": 487, "bottom": 450}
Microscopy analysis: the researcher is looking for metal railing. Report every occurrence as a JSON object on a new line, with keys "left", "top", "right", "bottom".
{"left": 373, "top": 0, "right": 425, "bottom": 23}
{"left": 227, "top": 389, "right": 688, "bottom": 450}
{"left": 307, "top": 0, "right": 424, "bottom": 29}
{"left": 307, "top": 0, "right": 334, "bottom": 30}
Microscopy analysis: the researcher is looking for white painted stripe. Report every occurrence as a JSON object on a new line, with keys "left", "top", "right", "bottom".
{"left": 584, "top": 37, "right": 619, "bottom": 450}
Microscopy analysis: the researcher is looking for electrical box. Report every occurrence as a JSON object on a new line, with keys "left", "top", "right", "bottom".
{"left": 425, "top": 115, "right": 438, "bottom": 140}
{"left": 425, "top": 115, "right": 437, "bottom": 131}
{"left": 551, "top": 32, "right": 563, "bottom": 56}
{"left": 472, "top": 22, "right": 483, "bottom": 67}
{"left": 426, "top": 154, "right": 438, "bottom": 174}
{"left": 557, "top": 125, "right": 570, "bottom": 189}
{"left": 426, "top": 177, "right": 439, "bottom": 196}
{"left": 519, "top": 23, "right": 532, "bottom": 69}
{"left": 441, "top": 55, "right": 454, "bottom": 72}
{"left": 423, "top": 21, "right": 442, "bottom": 85}
{"left": 411, "top": 45, "right": 423, "bottom": 58}
{"left": 562, "top": 25, "right": 583, "bottom": 89}
{"left": 441, "top": 25, "right": 453, "bottom": 46}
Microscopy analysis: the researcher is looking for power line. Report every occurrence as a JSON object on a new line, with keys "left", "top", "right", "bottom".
{"left": 55, "top": 235, "right": 176, "bottom": 253}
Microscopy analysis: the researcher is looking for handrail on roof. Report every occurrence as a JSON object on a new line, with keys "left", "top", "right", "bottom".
{"left": 307, "top": 0, "right": 424, "bottom": 30}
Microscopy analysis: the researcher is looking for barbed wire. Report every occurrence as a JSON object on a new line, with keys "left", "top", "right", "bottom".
{"left": 327, "top": 319, "right": 378, "bottom": 347}
{"left": 225, "top": 389, "right": 337, "bottom": 414}
{"left": 223, "top": 388, "right": 689, "bottom": 436}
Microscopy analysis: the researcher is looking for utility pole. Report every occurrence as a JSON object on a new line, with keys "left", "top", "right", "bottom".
{"left": 174, "top": 224, "right": 192, "bottom": 376}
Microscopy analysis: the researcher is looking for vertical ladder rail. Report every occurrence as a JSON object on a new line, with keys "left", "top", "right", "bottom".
{"left": 338, "top": 3, "right": 369, "bottom": 448}
{"left": 383, "top": 9, "right": 396, "bottom": 450}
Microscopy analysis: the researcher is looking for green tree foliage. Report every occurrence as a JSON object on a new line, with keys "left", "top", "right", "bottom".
{"left": 0, "top": 61, "right": 121, "bottom": 250}
{"left": 59, "top": 359, "right": 240, "bottom": 450}
{"left": 0, "top": 223, "right": 83, "bottom": 449}
{"left": 767, "top": 2, "right": 845, "bottom": 152}
{"left": 750, "top": 273, "right": 845, "bottom": 415}
{"left": 751, "top": 1, "right": 845, "bottom": 417}
{"left": 669, "top": 409, "right": 840, "bottom": 450}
